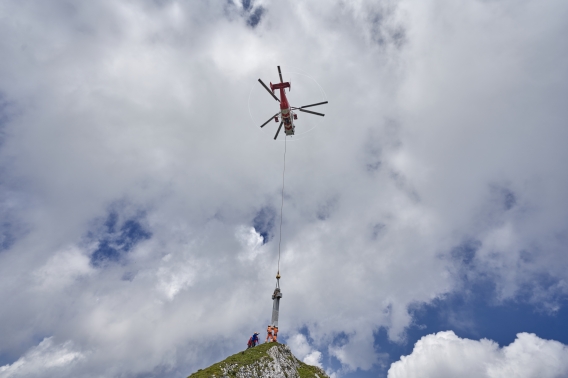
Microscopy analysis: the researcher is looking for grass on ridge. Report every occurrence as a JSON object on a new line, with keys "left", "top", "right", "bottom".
{"left": 187, "top": 342, "right": 325, "bottom": 378}
{"left": 187, "top": 342, "right": 279, "bottom": 378}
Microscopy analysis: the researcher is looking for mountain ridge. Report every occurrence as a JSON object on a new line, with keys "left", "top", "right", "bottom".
{"left": 187, "top": 342, "right": 328, "bottom": 378}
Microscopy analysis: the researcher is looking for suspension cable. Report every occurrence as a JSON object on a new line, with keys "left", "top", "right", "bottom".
{"left": 277, "top": 136, "right": 287, "bottom": 276}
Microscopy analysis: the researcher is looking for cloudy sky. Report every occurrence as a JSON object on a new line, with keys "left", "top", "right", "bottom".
{"left": 1, "top": 0, "right": 568, "bottom": 377}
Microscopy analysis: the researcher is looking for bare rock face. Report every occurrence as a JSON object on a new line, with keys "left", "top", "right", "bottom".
{"left": 188, "top": 343, "right": 328, "bottom": 378}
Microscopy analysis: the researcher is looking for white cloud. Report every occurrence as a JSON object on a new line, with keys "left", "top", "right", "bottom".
{"left": 156, "top": 254, "right": 196, "bottom": 300}
{"left": 288, "top": 334, "right": 313, "bottom": 360}
{"left": 33, "top": 246, "right": 94, "bottom": 291}
{"left": 303, "top": 351, "right": 323, "bottom": 369}
{"left": 0, "top": 338, "right": 84, "bottom": 378}
{"left": 236, "top": 226, "right": 265, "bottom": 261}
{"left": 329, "top": 330, "right": 383, "bottom": 372}
{"left": 388, "top": 331, "right": 568, "bottom": 378}
{"left": 288, "top": 334, "right": 323, "bottom": 368}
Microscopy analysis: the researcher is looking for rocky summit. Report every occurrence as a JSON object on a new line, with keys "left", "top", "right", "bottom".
{"left": 188, "top": 343, "right": 328, "bottom": 378}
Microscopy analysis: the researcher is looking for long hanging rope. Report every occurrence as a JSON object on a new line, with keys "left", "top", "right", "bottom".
{"left": 277, "top": 136, "right": 287, "bottom": 276}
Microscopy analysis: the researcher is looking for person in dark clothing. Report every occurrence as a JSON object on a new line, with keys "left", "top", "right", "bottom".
{"left": 247, "top": 332, "right": 260, "bottom": 348}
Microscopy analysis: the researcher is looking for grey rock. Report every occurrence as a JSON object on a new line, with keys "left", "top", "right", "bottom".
{"left": 189, "top": 344, "right": 328, "bottom": 378}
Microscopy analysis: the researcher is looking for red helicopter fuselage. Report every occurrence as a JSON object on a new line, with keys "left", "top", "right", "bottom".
{"left": 257, "top": 66, "right": 327, "bottom": 140}
{"left": 270, "top": 81, "right": 296, "bottom": 136}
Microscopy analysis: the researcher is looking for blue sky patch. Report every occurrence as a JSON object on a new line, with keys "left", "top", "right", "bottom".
{"left": 0, "top": 221, "right": 17, "bottom": 251}
{"left": 0, "top": 92, "right": 18, "bottom": 148}
{"left": 241, "top": 0, "right": 253, "bottom": 11}
{"left": 246, "top": 6, "right": 264, "bottom": 28}
{"left": 316, "top": 197, "right": 338, "bottom": 221}
{"left": 253, "top": 207, "right": 275, "bottom": 244}
{"left": 451, "top": 239, "right": 481, "bottom": 266}
{"left": 89, "top": 211, "right": 152, "bottom": 267}
{"left": 230, "top": 0, "right": 264, "bottom": 28}
{"left": 490, "top": 185, "right": 517, "bottom": 211}
{"left": 0, "top": 198, "right": 27, "bottom": 253}
{"left": 502, "top": 188, "right": 517, "bottom": 210}
{"left": 370, "top": 223, "right": 386, "bottom": 240}
{"left": 363, "top": 130, "right": 382, "bottom": 174}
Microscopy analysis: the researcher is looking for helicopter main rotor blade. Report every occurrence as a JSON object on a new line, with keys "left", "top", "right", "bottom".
{"left": 300, "top": 101, "right": 328, "bottom": 109}
{"left": 261, "top": 112, "right": 280, "bottom": 128}
{"left": 277, "top": 66, "right": 283, "bottom": 83}
{"left": 274, "top": 121, "right": 283, "bottom": 140}
{"left": 299, "top": 108, "right": 325, "bottom": 117}
{"left": 258, "top": 79, "right": 280, "bottom": 102}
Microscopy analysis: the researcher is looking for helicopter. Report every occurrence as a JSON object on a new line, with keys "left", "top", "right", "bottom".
{"left": 258, "top": 66, "right": 328, "bottom": 140}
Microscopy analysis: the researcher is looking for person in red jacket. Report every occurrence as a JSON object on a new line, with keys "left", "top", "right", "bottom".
{"left": 265, "top": 325, "right": 273, "bottom": 343}
{"left": 272, "top": 327, "right": 279, "bottom": 343}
